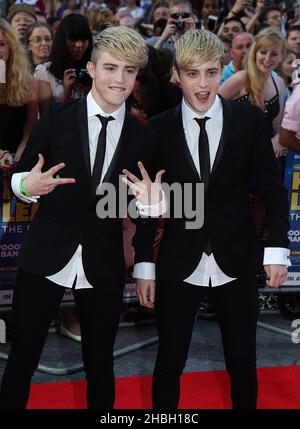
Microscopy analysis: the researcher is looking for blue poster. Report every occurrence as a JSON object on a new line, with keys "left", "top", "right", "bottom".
{"left": 0, "top": 171, "right": 73, "bottom": 307}
{"left": 283, "top": 150, "right": 300, "bottom": 285}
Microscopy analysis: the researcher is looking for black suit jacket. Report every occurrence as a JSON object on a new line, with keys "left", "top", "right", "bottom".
{"left": 14, "top": 98, "right": 159, "bottom": 291}
{"left": 144, "top": 96, "right": 289, "bottom": 281}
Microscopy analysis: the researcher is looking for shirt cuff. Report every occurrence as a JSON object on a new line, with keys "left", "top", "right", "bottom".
{"left": 133, "top": 262, "right": 156, "bottom": 280}
{"left": 263, "top": 247, "right": 291, "bottom": 267}
{"left": 136, "top": 192, "right": 167, "bottom": 217}
{"left": 11, "top": 172, "right": 40, "bottom": 203}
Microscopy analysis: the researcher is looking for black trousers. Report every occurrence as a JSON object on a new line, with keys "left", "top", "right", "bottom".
{"left": 0, "top": 269, "right": 124, "bottom": 409}
{"left": 152, "top": 275, "right": 259, "bottom": 409}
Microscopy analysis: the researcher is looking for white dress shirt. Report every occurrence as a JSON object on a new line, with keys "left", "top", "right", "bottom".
{"left": 12, "top": 91, "right": 126, "bottom": 289}
{"left": 133, "top": 95, "right": 290, "bottom": 286}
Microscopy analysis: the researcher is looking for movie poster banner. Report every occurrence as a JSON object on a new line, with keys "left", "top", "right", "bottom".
{"left": 283, "top": 150, "right": 300, "bottom": 286}
{"left": 0, "top": 171, "right": 74, "bottom": 307}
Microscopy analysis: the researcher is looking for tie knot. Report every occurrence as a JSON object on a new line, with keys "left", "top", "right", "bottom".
{"left": 96, "top": 114, "right": 115, "bottom": 127}
{"left": 194, "top": 116, "right": 210, "bottom": 129}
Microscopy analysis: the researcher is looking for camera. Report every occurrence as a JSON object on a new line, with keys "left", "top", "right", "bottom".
{"left": 75, "top": 68, "right": 92, "bottom": 87}
{"left": 207, "top": 15, "right": 218, "bottom": 32}
{"left": 287, "top": 10, "right": 295, "bottom": 20}
{"left": 75, "top": 68, "right": 89, "bottom": 80}
{"left": 173, "top": 20, "right": 185, "bottom": 31}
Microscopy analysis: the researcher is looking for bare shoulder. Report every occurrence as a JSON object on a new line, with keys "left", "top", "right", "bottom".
{"left": 228, "top": 70, "right": 247, "bottom": 84}
{"left": 219, "top": 70, "right": 247, "bottom": 99}
{"left": 233, "top": 70, "right": 247, "bottom": 83}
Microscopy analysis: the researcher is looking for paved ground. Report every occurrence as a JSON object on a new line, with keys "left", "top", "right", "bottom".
{"left": 1, "top": 308, "right": 299, "bottom": 385}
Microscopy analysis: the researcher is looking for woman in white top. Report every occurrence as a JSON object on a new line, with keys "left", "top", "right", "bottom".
{"left": 34, "top": 13, "right": 93, "bottom": 114}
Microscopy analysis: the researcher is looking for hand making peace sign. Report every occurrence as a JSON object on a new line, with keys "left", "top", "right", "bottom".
{"left": 22, "top": 154, "right": 76, "bottom": 196}
{"left": 122, "top": 161, "right": 165, "bottom": 206}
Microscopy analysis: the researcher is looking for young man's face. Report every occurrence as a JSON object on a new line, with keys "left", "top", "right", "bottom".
{"left": 201, "top": 0, "right": 219, "bottom": 21}
{"left": 265, "top": 10, "right": 282, "bottom": 30}
{"left": 87, "top": 51, "right": 139, "bottom": 113}
{"left": 154, "top": 6, "right": 168, "bottom": 22}
{"left": 177, "top": 59, "right": 222, "bottom": 115}
{"left": 223, "top": 20, "right": 243, "bottom": 40}
{"left": 230, "top": 32, "right": 253, "bottom": 68}
{"left": 11, "top": 12, "right": 35, "bottom": 41}
{"left": 287, "top": 30, "right": 300, "bottom": 55}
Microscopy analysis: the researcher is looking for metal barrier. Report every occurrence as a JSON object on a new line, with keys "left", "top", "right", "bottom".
{"left": 0, "top": 279, "right": 160, "bottom": 375}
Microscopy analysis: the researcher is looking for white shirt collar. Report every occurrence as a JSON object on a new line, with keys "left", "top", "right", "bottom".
{"left": 182, "top": 95, "right": 222, "bottom": 124}
{"left": 87, "top": 91, "right": 125, "bottom": 123}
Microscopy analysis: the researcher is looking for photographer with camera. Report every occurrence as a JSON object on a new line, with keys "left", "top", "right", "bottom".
{"left": 146, "top": 0, "right": 195, "bottom": 53}
{"left": 200, "top": 0, "right": 220, "bottom": 31}
{"left": 217, "top": 0, "right": 251, "bottom": 39}
{"left": 34, "top": 14, "right": 93, "bottom": 114}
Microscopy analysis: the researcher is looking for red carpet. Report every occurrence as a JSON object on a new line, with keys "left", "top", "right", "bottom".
{"left": 27, "top": 366, "right": 300, "bottom": 409}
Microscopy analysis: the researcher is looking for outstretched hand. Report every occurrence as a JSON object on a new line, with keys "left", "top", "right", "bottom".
{"left": 122, "top": 161, "right": 165, "bottom": 206}
{"left": 22, "top": 153, "right": 76, "bottom": 196}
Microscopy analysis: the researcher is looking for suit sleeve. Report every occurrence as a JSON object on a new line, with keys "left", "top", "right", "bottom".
{"left": 131, "top": 126, "right": 162, "bottom": 265}
{"left": 252, "top": 107, "right": 289, "bottom": 249}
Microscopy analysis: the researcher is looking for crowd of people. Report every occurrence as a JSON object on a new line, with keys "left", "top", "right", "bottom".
{"left": 0, "top": 0, "right": 299, "bottom": 410}
{"left": 1, "top": 0, "right": 299, "bottom": 168}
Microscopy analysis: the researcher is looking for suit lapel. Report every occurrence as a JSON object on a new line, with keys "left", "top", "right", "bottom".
{"left": 175, "top": 105, "right": 200, "bottom": 180}
{"left": 101, "top": 109, "right": 131, "bottom": 184}
{"left": 211, "top": 96, "right": 232, "bottom": 176}
{"left": 78, "top": 98, "right": 92, "bottom": 178}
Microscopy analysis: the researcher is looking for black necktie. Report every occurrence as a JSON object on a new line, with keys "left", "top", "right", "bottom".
{"left": 194, "top": 117, "right": 211, "bottom": 191}
{"left": 194, "top": 116, "right": 212, "bottom": 255}
{"left": 92, "top": 114, "right": 115, "bottom": 193}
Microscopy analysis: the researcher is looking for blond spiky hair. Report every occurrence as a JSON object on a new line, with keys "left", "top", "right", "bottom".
{"left": 175, "top": 29, "right": 224, "bottom": 70}
{"left": 91, "top": 26, "right": 148, "bottom": 68}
